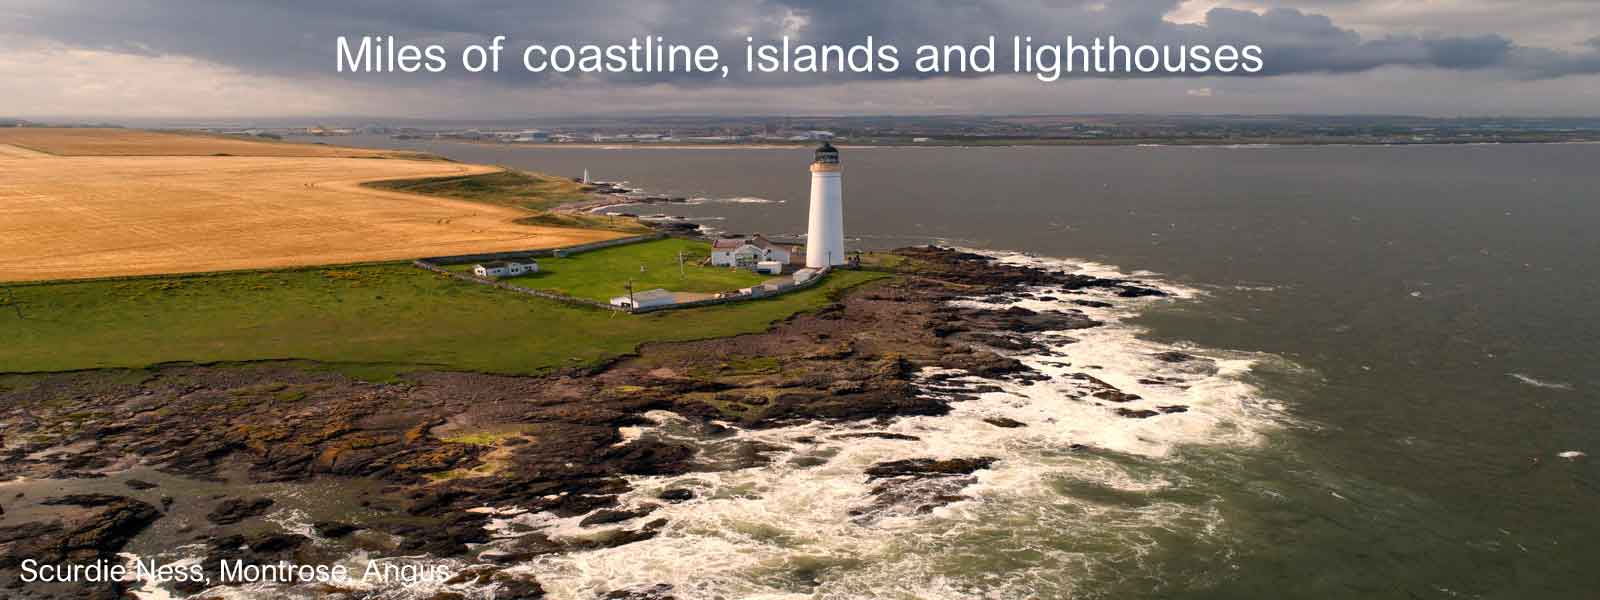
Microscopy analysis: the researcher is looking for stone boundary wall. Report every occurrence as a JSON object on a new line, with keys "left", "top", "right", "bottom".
{"left": 630, "top": 267, "right": 831, "bottom": 313}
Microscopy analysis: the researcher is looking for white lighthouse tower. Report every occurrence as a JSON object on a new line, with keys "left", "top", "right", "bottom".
{"left": 805, "top": 142, "right": 845, "bottom": 268}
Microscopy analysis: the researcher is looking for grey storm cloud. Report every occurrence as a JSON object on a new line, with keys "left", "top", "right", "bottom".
{"left": 4, "top": 0, "right": 1600, "bottom": 87}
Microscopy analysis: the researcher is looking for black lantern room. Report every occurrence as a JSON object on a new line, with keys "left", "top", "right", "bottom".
{"left": 813, "top": 141, "right": 839, "bottom": 165}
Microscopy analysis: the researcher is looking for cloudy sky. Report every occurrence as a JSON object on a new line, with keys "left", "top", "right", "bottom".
{"left": 2, "top": 0, "right": 1597, "bottom": 120}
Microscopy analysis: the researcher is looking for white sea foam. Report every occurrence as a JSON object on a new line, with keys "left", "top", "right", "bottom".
{"left": 494, "top": 250, "right": 1288, "bottom": 600}
{"left": 676, "top": 195, "right": 786, "bottom": 205}
{"left": 264, "top": 507, "right": 317, "bottom": 540}
{"left": 1509, "top": 373, "right": 1573, "bottom": 390}
{"left": 122, "top": 552, "right": 204, "bottom": 600}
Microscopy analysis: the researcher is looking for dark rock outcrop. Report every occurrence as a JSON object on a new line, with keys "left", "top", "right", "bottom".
{"left": 0, "top": 495, "right": 159, "bottom": 599}
{"left": 983, "top": 417, "right": 1027, "bottom": 428}
{"left": 580, "top": 505, "right": 658, "bottom": 527}
{"left": 206, "top": 496, "right": 275, "bottom": 525}
{"left": 604, "top": 583, "right": 677, "bottom": 599}
{"left": 312, "top": 520, "right": 358, "bottom": 538}
{"left": 830, "top": 432, "right": 921, "bottom": 441}
{"left": 658, "top": 488, "right": 695, "bottom": 503}
{"left": 865, "top": 457, "right": 998, "bottom": 480}
{"left": 853, "top": 457, "right": 1000, "bottom": 523}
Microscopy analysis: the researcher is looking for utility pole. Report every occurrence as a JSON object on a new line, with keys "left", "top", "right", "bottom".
{"left": 625, "top": 280, "right": 634, "bottom": 310}
{"left": 678, "top": 250, "right": 685, "bottom": 278}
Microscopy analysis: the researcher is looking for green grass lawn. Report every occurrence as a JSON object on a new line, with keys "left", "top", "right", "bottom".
{"left": 0, "top": 265, "right": 885, "bottom": 378}
{"left": 452, "top": 238, "right": 770, "bottom": 302}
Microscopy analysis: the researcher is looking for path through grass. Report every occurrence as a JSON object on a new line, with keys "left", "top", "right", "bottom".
{"left": 451, "top": 238, "right": 770, "bottom": 302}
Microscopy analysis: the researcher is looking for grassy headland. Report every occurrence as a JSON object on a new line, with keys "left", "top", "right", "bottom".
{"left": 0, "top": 264, "right": 884, "bottom": 378}
{"left": 367, "top": 169, "right": 593, "bottom": 212}
{"left": 450, "top": 238, "right": 768, "bottom": 301}
{"left": 0, "top": 130, "right": 857, "bottom": 379}
{"left": 515, "top": 211, "right": 655, "bottom": 233}
{"left": 367, "top": 168, "right": 653, "bottom": 233}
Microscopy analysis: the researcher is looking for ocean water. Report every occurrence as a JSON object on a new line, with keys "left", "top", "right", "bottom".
{"left": 329, "top": 137, "right": 1600, "bottom": 599}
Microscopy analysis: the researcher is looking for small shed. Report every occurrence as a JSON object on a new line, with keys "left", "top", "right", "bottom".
{"left": 792, "top": 268, "right": 820, "bottom": 284}
{"left": 609, "top": 288, "right": 675, "bottom": 310}
{"left": 756, "top": 260, "right": 784, "bottom": 275}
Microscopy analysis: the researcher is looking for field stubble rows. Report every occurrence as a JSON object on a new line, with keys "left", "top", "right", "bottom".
{"left": 0, "top": 130, "right": 626, "bottom": 281}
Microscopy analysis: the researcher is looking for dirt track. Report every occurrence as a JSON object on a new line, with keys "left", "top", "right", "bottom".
{"left": 0, "top": 131, "right": 626, "bottom": 281}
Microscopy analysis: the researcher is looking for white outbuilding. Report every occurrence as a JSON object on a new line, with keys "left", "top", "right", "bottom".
{"left": 473, "top": 260, "right": 537, "bottom": 278}
{"left": 609, "top": 288, "right": 675, "bottom": 310}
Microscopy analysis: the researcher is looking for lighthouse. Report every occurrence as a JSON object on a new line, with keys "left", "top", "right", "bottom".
{"left": 805, "top": 142, "right": 845, "bottom": 268}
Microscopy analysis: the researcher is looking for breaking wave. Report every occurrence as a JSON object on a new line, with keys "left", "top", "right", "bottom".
{"left": 1509, "top": 373, "right": 1574, "bottom": 390}
{"left": 690, "top": 196, "right": 785, "bottom": 205}
{"left": 487, "top": 249, "right": 1290, "bottom": 599}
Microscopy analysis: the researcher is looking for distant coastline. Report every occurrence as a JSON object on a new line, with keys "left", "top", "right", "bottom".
{"left": 437, "top": 135, "right": 1600, "bottom": 150}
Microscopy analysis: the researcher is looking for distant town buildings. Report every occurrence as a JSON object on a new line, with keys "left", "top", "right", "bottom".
{"left": 306, "top": 125, "right": 355, "bottom": 136}
{"left": 176, "top": 114, "right": 1600, "bottom": 148}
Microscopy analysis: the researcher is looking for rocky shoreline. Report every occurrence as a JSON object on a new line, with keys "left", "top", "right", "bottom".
{"left": 0, "top": 246, "right": 1180, "bottom": 599}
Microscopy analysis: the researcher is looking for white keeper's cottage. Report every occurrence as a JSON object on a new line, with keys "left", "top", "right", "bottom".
{"left": 473, "top": 260, "right": 537, "bottom": 278}
{"left": 710, "top": 234, "right": 798, "bottom": 270}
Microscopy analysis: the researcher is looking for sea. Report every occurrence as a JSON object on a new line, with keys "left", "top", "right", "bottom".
{"left": 296, "top": 136, "right": 1599, "bottom": 599}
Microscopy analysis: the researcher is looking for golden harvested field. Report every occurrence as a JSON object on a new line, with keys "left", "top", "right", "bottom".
{"left": 0, "top": 127, "right": 425, "bottom": 158}
{"left": 0, "top": 131, "right": 626, "bottom": 282}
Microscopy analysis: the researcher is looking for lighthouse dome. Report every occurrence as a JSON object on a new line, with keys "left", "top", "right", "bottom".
{"left": 813, "top": 142, "right": 839, "bottom": 164}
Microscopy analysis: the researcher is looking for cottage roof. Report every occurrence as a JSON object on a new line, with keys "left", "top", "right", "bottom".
{"left": 713, "top": 234, "right": 794, "bottom": 252}
{"left": 478, "top": 261, "right": 508, "bottom": 268}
